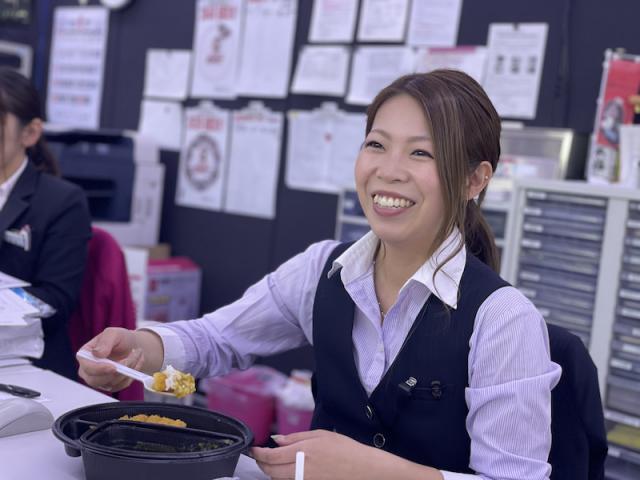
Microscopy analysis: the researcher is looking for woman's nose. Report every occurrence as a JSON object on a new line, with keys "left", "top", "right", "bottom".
{"left": 376, "top": 152, "right": 407, "bottom": 182}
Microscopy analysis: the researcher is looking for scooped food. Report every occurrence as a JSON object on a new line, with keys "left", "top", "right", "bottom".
{"left": 152, "top": 365, "right": 196, "bottom": 398}
{"left": 119, "top": 414, "right": 187, "bottom": 428}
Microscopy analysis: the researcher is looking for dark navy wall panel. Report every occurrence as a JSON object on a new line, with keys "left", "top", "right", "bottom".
{"left": 4, "top": 0, "right": 640, "bottom": 372}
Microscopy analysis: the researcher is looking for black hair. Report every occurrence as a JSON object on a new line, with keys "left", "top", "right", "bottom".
{"left": 0, "top": 67, "right": 59, "bottom": 176}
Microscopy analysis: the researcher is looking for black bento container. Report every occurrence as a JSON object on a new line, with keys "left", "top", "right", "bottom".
{"left": 52, "top": 401, "right": 253, "bottom": 480}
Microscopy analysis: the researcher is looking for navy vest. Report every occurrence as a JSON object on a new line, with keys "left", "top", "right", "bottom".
{"left": 311, "top": 243, "right": 509, "bottom": 472}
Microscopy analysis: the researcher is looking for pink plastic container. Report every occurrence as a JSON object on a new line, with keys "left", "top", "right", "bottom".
{"left": 203, "top": 367, "right": 286, "bottom": 445}
{"left": 276, "top": 398, "right": 314, "bottom": 435}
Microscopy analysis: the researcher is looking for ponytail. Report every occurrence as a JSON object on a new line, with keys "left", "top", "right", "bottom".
{"left": 27, "top": 138, "right": 60, "bottom": 176}
{"left": 0, "top": 68, "right": 60, "bottom": 177}
{"left": 464, "top": 200, "right": 499, "bottom": 273}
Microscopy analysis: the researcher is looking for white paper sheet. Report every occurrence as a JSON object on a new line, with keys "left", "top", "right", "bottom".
{"left": 237, "top": 0, "right": 297, "bottom": 98}
{"left": 0, "top": 316, "right": 43, "bottom": 359}
{"left": 309, "top": 0, "right": 358, "bottom": 43}
{"left": 619, "top": 125, "right": 640, "bottom": 187}
{"left": 176, "top": 103, "right": 230, "bottom": 211}
{"left": 138, "top": 100, "right": 183, "bottom": 151}
{"left": 346, "top": 46, "right": 415, "bottom": 105}
{"left": 328, "top": 111, "right": 367, "bottom": 190}
{"left": 122, "top": 246, "right": 149, "bottom": 321}
{"left": 286, "top": 109, "right": 332, "bottom": 192}
{"left": 415, "top": 46, "right": 488, "bottom": 84}
{"left": 0, "top": 272, "right": 29, "bottom": 290}
{"left": 357, "top": 0, "right": 409, "bottom": 42}
{"left": 483, "top": 23, "right": 548, "bottom": 120}
{"left": 143, "top": 49, "right": 191, "bottom": 100}
{"left": 191, "top": 0, "right": 244, "bottom": 99}
{"left": 46, "top": 6, "right": 109, "bottom": 128}
{"left": 224, "top": 103, "right": 283, "bottom": 219}
{"left": 286, "top": 104, "right": 365, "bottom": 193}
{"left": 0, "top": 290, "right": 38, "bottom": 326}
{"left": 291, "top": 46, "right": 350, "bottom": 97}
{"left": 406, "top": 0, "right": 463, "bottom": 46}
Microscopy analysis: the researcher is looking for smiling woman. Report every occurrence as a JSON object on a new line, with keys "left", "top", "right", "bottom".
{"left": 78, "top": 70, "right": 561, "bottom": 480}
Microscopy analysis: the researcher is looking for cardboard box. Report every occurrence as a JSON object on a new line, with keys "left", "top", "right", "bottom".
{"left": 146, "top": 243, "right": 171, "bottom": 260}
{"left": 144, "top": 257, "right": 201, "bottom": 323}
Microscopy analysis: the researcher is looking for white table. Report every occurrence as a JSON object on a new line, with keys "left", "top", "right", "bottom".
{"left": 0, "top": 364, "right": 268, "bottom": 480}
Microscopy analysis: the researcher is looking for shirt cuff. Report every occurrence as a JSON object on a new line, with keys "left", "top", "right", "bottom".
{"left": 441, "top": 471, "right": 480, "bottom": 480}
{"left": 139, "top": 326, "right": 187, "bottom": 371}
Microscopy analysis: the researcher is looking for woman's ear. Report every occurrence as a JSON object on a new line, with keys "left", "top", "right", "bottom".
{"left": 467, "top": 161, "right": 493, "bottom": 200}
{"left": 20, "top": 118, "right": 43, "bottom": 149}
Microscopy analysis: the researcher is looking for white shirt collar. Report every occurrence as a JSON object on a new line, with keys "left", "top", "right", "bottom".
{"left": 329, "top": 228, "right": 466, "bottom": 309}
{"left": 0, "top": 157, "right": 28, "bottom": 210}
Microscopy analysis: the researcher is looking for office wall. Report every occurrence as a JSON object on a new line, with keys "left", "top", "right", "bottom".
{"left": 2, "top": 0, "right": 640, "bottom": 371}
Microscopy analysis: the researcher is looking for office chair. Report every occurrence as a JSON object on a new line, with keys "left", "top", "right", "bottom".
{"left": 547, "top": 323, "right": 608, "bottom": 479}
{"left": 68, "top": 227, "right": 143, "bottom": 401}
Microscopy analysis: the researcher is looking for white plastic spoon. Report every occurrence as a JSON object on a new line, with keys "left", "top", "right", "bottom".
{"left": 76, "top": 349, "right": 174, "bottom": 397}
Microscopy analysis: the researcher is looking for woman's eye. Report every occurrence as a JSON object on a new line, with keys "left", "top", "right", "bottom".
{"left": 412, "top": 149, "right": 434, "bottom": 159}
{"left": 365, "top": 140, "right": 383, "bottom": 150}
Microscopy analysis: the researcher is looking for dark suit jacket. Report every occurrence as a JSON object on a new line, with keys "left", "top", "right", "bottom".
{"left": 548, "top": 324, "right": 608, "bottom": 480}
{"left": 0, "top": 161, "right": 91, "bottom": 379}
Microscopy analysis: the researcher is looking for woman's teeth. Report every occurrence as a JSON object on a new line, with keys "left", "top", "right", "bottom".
{"left": 373, "top": 194, "right": 415, "bottom": 208}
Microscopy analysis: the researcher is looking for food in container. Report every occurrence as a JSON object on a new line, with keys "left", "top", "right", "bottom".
{"left": 118, "top": 414, "right": 187, "bottom": 428}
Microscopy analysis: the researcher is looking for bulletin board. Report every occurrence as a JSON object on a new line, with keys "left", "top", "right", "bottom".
{"left": 3, "top": 0, "right": 640, "bottom": 372}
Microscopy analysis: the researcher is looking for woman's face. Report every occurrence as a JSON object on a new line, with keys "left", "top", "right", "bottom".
{"left": 0, "top": 113, "right": 27, "bottom": 173}
{"left": 355, "top": 94, "right": 445, "bottom": 254}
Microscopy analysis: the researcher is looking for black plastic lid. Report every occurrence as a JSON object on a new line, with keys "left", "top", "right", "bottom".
{"left": 79, "top": 420, "right": 242, "bottom": 460}
{"left": 52, "top": 401, "right": 253, "bottom": 459}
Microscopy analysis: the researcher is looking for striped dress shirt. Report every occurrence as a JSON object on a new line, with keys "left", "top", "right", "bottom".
{"left": 148, "top": 229, "right": 562, "bottom": 480}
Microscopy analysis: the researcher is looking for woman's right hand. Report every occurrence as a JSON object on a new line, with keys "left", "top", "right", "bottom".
{"left": 77, "top": 327, "right": 144, "bottom": 393}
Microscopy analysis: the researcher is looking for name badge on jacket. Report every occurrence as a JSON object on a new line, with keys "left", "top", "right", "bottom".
{"left": 4, "top": 225, "right": 31, "bottom": 252}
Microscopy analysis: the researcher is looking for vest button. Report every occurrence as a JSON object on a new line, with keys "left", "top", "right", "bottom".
{"left": 373, "top": 433, "right": 385, "bottom": 448}
{"left": 431, "top": 380, "right": 442, "bottom": 399}
{"left": 365, "top": 405, "right": 373, "bottom": 420}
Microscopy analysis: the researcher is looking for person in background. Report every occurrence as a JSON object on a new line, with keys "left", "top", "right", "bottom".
{"left": 78, "top": 70, "right": 561, "bottom": 479}
{"left": 0, "top": 68, "right": 91, "bottom": 379}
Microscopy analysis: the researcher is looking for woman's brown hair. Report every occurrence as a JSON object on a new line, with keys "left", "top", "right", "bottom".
{"left": 0, "top": 67, "right": 60, "bottom": 176}
{"left": 365, "top": 69, "right": 501, "bottom": 273}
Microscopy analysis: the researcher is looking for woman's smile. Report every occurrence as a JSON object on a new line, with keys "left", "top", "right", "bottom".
{"left": 371, "top": 192, "right": 416, "bottom": 217}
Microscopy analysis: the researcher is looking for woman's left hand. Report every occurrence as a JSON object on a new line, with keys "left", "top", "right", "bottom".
{"left": 251, "top": 429, "right": 377, "bottom": 480}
